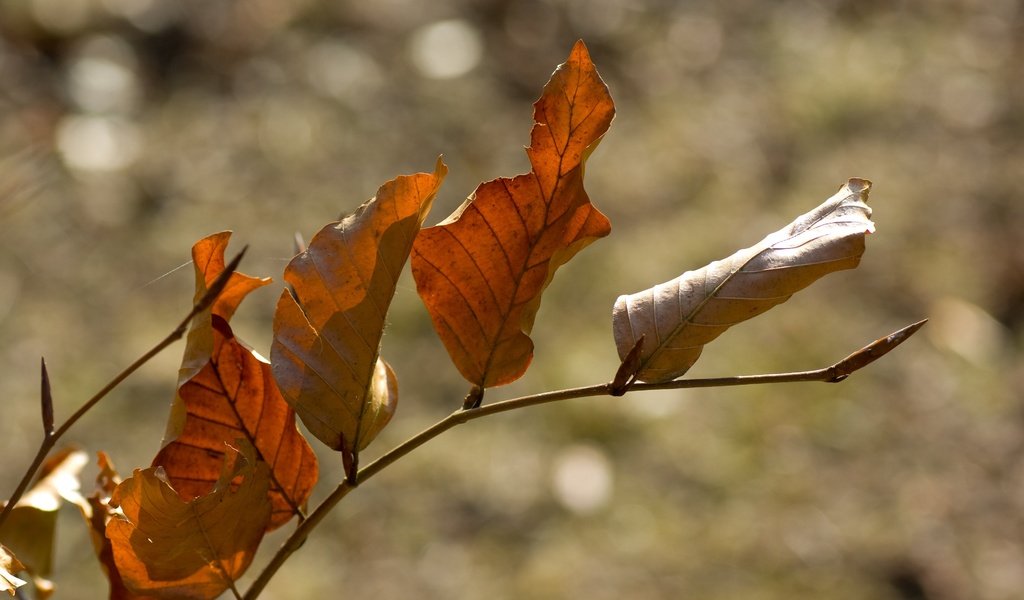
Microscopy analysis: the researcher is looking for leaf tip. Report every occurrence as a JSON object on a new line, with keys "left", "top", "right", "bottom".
{"left": 434, "top": 154, "right": 448, "bottom": 178}
{"left": 846, "top": 177, "right": 872, "bottom": 196}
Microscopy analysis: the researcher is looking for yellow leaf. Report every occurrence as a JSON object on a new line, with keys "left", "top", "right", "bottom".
{"left": 613, "top": 179, "right": 874, "bottom": 383}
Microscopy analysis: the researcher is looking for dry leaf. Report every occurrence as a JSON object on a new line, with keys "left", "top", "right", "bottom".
{"left": 271, "top": 158, "right": 446, "bottom": 470}
{"left": 157, "top": 232, "right": 317, "bottom": 530}
{"left": 0, "top": 447, "right": 88, "bottom": 597}
{"left": 1, "top": 544, "right": 27, "bottom": 597}
{"left": 78, "top": 453, "right": 154, "bottom": 600}
{"left": 107, "top": 444, "right": 271, "bottom": 599}
{"left": 411, "top": 40, "right": 615, "bottom": 389}
{"left": 174, "top": 231, "right": 270, "bottom": 387}
{"left": 613, "top": 179, "right": 874, "bottom": 383}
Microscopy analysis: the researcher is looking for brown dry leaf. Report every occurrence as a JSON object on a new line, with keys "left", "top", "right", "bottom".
{"left": 613, "top": 179, "right": 875, "bottom": 383}
{"left": 79, "top": 452, "right": 154, "bottom": 600}
{"left": 107, "top": 443, "right": 271, "bottom": 599}
{"left": 175, "top": 231, "right": 270, "bottom": 386}
{"left": 1, "top": 544, "right": 27, "bottom": 596}
{"left": 0, "top": 447, "right": 88, "bottom": 598}
{"left": 157, "top": 232, "right": 317, "bottom": 530}
{"left": 271, "top": 158, "right": 446, "bottom": 470}
{"left": 411, "top": 40, "right": 615, "bottom": 389}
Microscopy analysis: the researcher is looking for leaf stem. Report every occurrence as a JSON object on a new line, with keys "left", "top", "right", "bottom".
{"left": 0, "top": 247, "right": 247, "bottom": 529}
{"left": 242, "top": 319, "right": 925, "bottom": 598}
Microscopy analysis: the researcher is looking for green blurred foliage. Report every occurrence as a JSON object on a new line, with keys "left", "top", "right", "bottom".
{"left": 1, "top": 0, "right": 1022, "bottom": 598}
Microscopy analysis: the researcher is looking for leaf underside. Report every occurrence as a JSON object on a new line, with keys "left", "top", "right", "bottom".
{"left": 271, "top": 159, "right": 446, "bottom": 461}
{"left": 613, "top": 178, "right": 875, "bottom": 383}
{"left": 411, "top": 40, "right": 615, "bottom": 389}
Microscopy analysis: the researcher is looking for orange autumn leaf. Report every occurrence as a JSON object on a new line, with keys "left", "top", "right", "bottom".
{"left": 176, "top": 231, "right": 270, "bottom": 385}
{"left": 107, "top": 444, "right": 270, "bottom": 599}
{"left": 156, "top": 232, "right": 317, "bottom": 530}
{"left": 272, "top": 159, "right": 446, "bottom": 474}
{"left": 411, "top": 40, "right": 615, "bottom": 389}
{"left": 78, "top": 452, "right": 154, "bottom": 600}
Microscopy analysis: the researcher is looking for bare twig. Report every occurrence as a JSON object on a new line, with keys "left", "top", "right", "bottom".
{"left": 243, "top": 319, "right": 925, "bottom": 599}
{"left": 0, "top": 247, "right": 247, "bottom": 529}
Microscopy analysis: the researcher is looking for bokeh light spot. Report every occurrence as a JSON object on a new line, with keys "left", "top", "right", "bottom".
{"left": 56, "top": 115, "right": 142, "bottom": 172}
{"left": 408, "top": 19, "right": 484, "bottom": 80}
{"left": 551, "top": 444, "right": 613, "bottom": 514}
{"left": 67, "top": 36, "right": 141, "bottom": 114}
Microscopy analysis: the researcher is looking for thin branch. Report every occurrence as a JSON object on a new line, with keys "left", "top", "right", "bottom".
{"left": 243, "top": 319, "right": 925, "bottom": 599}
{"left": 0, "top": 247, "right": 247, "bottom": 529}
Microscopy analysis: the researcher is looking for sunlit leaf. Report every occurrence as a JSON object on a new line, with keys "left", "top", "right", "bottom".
{"left": 411, "top": 40, "right": 615, "bottom": 389}
{"left": 1, "top": 544, "right": 27, "bottom": 597}
{"left": 612, "top": 179, "right": 875, "bottom": 382}
{"left": 107, "top": 443, "right": 271, "bottom": 599}
{"left": 0, "top": 447, "right": 88, "bottom": 598}
{"left": 175, "top": 231, "right": 271, "bottom": 386}
{"left": 271, "top": 158, "right": 446, "bottom": 473}
{"left": 77, "top": 452, "right": 153, "bottom": 600}
{"left": 157, "top": 232, "right": 317, "bottom": 530}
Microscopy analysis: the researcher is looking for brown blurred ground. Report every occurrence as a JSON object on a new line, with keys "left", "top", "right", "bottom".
{"left": 1, "top": 0, "right": 1022, "bottom": 598}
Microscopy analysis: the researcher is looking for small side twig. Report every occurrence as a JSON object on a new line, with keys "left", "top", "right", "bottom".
{"left": 0, "top": 247, "right": 247, "bottom": 529}
{"left": 462, "top": 385, "right": 485, "bottom": 410}
{"left": 40, "top": 358, "right": 54, "bottom": 437}
{"left": 609, "top": 335, "right": 644, "bottom": 396}
{"left": 243, "top": 319, "right": 926, "bottom": 599}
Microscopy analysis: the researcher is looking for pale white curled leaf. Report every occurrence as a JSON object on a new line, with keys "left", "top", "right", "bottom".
{"left": 612, "top": 178, "right": 875, "bottom": 383}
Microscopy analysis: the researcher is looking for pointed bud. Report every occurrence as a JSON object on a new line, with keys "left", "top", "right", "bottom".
{"left": 41, "top": 357, "right": 54, "bottom": 436}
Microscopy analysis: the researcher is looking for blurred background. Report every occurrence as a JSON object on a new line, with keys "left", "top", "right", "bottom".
{"left": 1, "top": 0, "right": 1022, "bottom": 598}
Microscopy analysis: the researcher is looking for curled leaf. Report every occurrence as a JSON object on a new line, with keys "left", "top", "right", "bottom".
{"left": 107, "top": 444, "right": 271, "bottom": 599}
{"left": 411, "top": 40, "right": 615, "bottom": 389}
{"left": 174, "top": 231, "right": 270, "bottom": 388}
{"left": 77, "top": 453, "right": 153, "bottom": 600}
{"left": 271, "top": 158, "right": 446, "bottom": 473}
{"left": 1, "top": 544, "right": 27, "bottom": 596}
{"left": 613, "top": 179, "right": 874, "bottom": 383}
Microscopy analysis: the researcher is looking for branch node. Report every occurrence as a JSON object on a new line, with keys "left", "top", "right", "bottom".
{"left": 610, "top": 335, "right": 644, "bottom": 396}
{"left": 463, "top": 385, "right": 485, "bottom": 410}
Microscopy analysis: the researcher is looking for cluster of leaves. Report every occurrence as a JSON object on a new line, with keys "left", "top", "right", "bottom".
{"left": 0, "top": 41, "right": 903, "bottom": 599}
